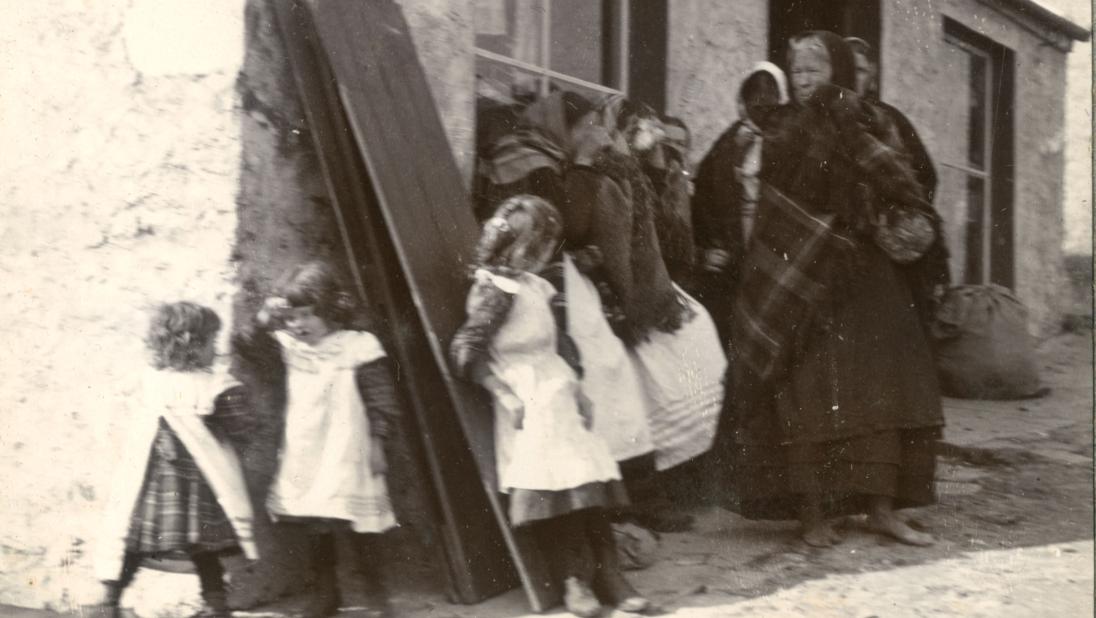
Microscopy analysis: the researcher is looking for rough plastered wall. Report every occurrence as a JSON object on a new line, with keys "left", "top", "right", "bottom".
{"left": 665, "top": 0, "right": 768, "bottom": 168}
{"left": 0, "top": 0, "right": 245, "bottom": 613}
{"left": 882, "top": 0, "right": 1069, "bottom": 336}
{"left": 0, "top": 0, "right": 468, "bottom": 614}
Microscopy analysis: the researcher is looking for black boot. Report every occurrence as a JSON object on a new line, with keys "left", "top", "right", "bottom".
{"left": 303, "top": 533, "right": 341, "bottom": 618}
{"left": 588, "top": 510, "right": 650, "bottom": 614}
{"left": 192, "top": 552, "right": 231, "bottom": 618}
{"left": 86, "top": 582, "right": 125, "bottom": 618}
{"left": 87, "top": 552, "right": 140, "bottom": 617}
{"left": 353, "top": 534, "right": 392, "bottom": 617}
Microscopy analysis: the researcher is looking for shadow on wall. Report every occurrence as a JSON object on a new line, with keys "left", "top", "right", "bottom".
{"left": 225, "top": 0, "right": 442, "bottom": 608}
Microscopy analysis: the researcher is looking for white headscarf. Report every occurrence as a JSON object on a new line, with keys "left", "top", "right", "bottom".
{"left": 735, "top": 61, "right": 790, "bottom": 129}
{"left": 734, "top": 62, "right": 789, "bottom": 242}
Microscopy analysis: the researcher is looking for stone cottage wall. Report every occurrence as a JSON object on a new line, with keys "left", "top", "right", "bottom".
{"left": 0, "top": 0, "right": 246, "bottom": 613}
{"left": 665, "top": 1, "right": 769, "bottom": 168}
{"left": 0, "top": 0, "right": 475, "bottom": 614}
{"left": 882, "top": 0, "right": 1070, "bottom": 335}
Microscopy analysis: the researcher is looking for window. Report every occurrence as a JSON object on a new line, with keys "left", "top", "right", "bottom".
{"left": 937, "top": 19, "right": 1015, "bottom": 286}
{"left": 474, "top": 0, "right": 630, "bottom": 102}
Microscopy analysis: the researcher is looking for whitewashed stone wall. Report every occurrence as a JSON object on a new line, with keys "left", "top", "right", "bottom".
{"left": 0, "top": 0, "right": 246, "bottom": 612}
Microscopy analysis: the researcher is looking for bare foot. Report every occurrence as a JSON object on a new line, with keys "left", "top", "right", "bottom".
{"left": 801, "top": 520, "right": 843, "bottom": 547}
{"left": 869, "top": 511, "right": 935, "bottom": 546}
{"left": 896, "top": 511, "right": 930, "bottom": 532}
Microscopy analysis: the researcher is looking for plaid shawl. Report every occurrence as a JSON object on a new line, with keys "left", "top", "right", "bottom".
{"left": 732, "top": 183, "right": 855, "bottom": 381}
{"left": 733, "top": 84, "right": 943, "bottom": 383}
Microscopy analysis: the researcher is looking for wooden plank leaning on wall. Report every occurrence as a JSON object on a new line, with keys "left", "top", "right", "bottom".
{"left": 272, "top": 0, "right": 561, "bottom": 611}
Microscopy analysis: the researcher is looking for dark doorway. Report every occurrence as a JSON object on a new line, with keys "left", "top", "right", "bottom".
{"left": 768, "top": 0, "right": 882, "bottom": 84}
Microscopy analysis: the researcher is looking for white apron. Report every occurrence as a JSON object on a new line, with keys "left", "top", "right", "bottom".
{"left": 96, "top": 368, "right": 257, "bottom": 581}
{"left": 477, "top": 270, "right": 622, "bottom": 492}
{"left": 631, "top": 288, "right": 728, "bottom": 470}
{"left": 266, "top": 330, "right": 396, "bottom": 533}
{"left": 563, "top": 256, "right": 654, "bottom": 462}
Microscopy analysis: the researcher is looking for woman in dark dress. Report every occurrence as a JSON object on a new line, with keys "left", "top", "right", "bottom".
{"left": 692, "top": 62, "right": 793, "bottom": 342}
{"left": 718, "top": 32, "right": 948, "bottom": 548}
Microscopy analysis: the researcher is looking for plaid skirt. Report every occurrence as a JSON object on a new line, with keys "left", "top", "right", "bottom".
{"left": 125, "top": 420, "right": 240, "bottom": 559}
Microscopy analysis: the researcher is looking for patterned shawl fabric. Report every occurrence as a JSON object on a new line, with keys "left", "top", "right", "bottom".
{"left": 734, "top": 83, "right": 944, "bottom": 383}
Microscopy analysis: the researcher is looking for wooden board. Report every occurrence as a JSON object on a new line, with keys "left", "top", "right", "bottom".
{"left": 273, "top": 0, "right": 560, "bottom": 610}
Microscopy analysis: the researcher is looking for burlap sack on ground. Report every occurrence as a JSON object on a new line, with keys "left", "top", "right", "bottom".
{"left": 932, "top": 284, "right": 1042, "bottom": 400}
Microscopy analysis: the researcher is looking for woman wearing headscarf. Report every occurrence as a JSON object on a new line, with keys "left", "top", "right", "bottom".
{"left": 692, "top": 62, "right": 793, "bottom": 342}
{"left": 481, "top": 91, "right": 726, "bottom": 531}
{"left": 717, "top": 32, "right": 947, "bottom": 548}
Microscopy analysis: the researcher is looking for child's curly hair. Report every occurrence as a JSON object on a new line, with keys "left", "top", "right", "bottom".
{"left": 147, "top": 302, "right": 222, "bottom": 371}
{"left": 475, "top": 195, "right": 562, "bottom": 276}
{"left": 277, "top": 261, "right": 357, "bottom": 328}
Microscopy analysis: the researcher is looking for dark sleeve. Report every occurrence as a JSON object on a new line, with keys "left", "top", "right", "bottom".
{"left": 884, "top": 103, "right": 938, "bottom": 203}
{"left": 231, "top": 318, "right": 285, "bottom": 384}
{"left": 449, "top": 277, "right": 516, "bottom": 380}
{"left": 691, "top": 128, "right": 744, "bottom": 268}
{"left": 206, "top": 385, "right": 256, "bottom": 444}
{"left": 354, "top": 359, "right": 402, "bottom": 440}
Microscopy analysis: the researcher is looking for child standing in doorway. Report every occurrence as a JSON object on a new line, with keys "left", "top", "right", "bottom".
{"left": 450, "top": 195, "right": 650, "bottom": 618}
{"left": 94, "top": 302, "right": 258, "bottom": 618}
{"left": 235, "top": 261, "right": 402, "bottom": 618}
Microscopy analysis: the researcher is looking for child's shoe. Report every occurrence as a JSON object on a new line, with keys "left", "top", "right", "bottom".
{"left": 84, "top": 582, "right": 125, "bottom": 618}
{"left": 303, "top": 533, "right": 341, "bottom": 618}
{"left": 355, "top": 534, "right": 392, "bottom": 618}
{"left": 563, "top": 576, "right": 602, "bottom": 618}
{"left": 193, "top": 590, "right": 231, "bottom": 618}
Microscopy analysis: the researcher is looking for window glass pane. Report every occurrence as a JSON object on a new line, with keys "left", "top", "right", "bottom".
{"left": 967, "top": 52, "right": 988, "bottom": 170}
{"left": 475, "top": 0, "right": 546, "bottom": 67}
{"left": 549, "top": 0, "right": 604, "bottom": 84}
{"left": 964, "top": 175, "right": 987, "bottom": 284}
{"left": 476, "top": 55, "right": 542, "bottom": 103}
{"left": 939, "top": 42, "right": 973, "bottom": 168}
{"left": 936, "top": 165, "right": 969, "bottom": 284}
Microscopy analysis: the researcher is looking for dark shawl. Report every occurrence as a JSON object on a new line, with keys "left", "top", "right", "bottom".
{"left": 479, "top": 93, "right": 687, "bottom": 342}
{"left": 734, "top": 73, "right": 944, "bottom": 382}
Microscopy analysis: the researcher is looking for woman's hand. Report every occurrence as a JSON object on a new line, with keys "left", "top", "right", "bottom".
{"left": 576, "top": 389, "right": 594, "bottom": 430}
{"left": 369, "top": 436, "right": 387, "bottom": 476}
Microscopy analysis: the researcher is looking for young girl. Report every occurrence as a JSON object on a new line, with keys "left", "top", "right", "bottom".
{"left": 234, "top": 261, "right": 401, "bottom": 618}
{"left": 450, "top": 195, "right": 650, "bottom": 618}
{"left": 95, "top": 302, "right": 258, "bottom": 618}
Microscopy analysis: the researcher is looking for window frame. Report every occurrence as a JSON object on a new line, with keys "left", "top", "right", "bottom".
{"left": 940, "top": 17, "right": 1017, "bottom": 288}
{"left": 473, "top": 0, "right": 631, "bottom": 98}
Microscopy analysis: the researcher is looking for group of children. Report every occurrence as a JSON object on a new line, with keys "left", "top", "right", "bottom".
{"left": 94, "top": 263, "right": 401, "bottom": 618}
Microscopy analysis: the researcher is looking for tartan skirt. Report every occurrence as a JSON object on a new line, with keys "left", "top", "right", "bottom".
{"left": 125, "top": 420, "right": 240, "bottom": 559}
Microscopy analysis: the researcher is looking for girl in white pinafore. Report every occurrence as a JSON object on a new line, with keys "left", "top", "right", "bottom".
{"left": 451, "top": 195, "right": 651, "bottom": 618}
{"left": 235, "top": 261, "right": 402, "bottom": 618}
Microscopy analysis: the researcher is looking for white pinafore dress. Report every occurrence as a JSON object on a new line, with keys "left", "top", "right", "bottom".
{"left": 476, "top": 269, "right": 622, "bottom": 494}
{"left": 266, "top": 330, "right": 397, "bottom": 533}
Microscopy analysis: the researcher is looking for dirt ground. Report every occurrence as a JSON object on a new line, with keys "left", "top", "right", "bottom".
{"left": 4, "top": 332, "right": 1091, "bottom": 618}
{"left": 262, "top": 331, "right": 1095, "bottom": 618}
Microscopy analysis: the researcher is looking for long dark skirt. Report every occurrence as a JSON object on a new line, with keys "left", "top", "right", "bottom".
{"left": 508, "top": 480, "right": 630, "bottom": 527}
{"left": 718, "top": 242, "right": 944, "bottom": 520}
{"left": 125, "top": 420, "right": 240, "bottom": 560}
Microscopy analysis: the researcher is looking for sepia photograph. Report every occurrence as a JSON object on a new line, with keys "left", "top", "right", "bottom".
{"left": 1, "top": 0, "right": 1092, "bottom": 616}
